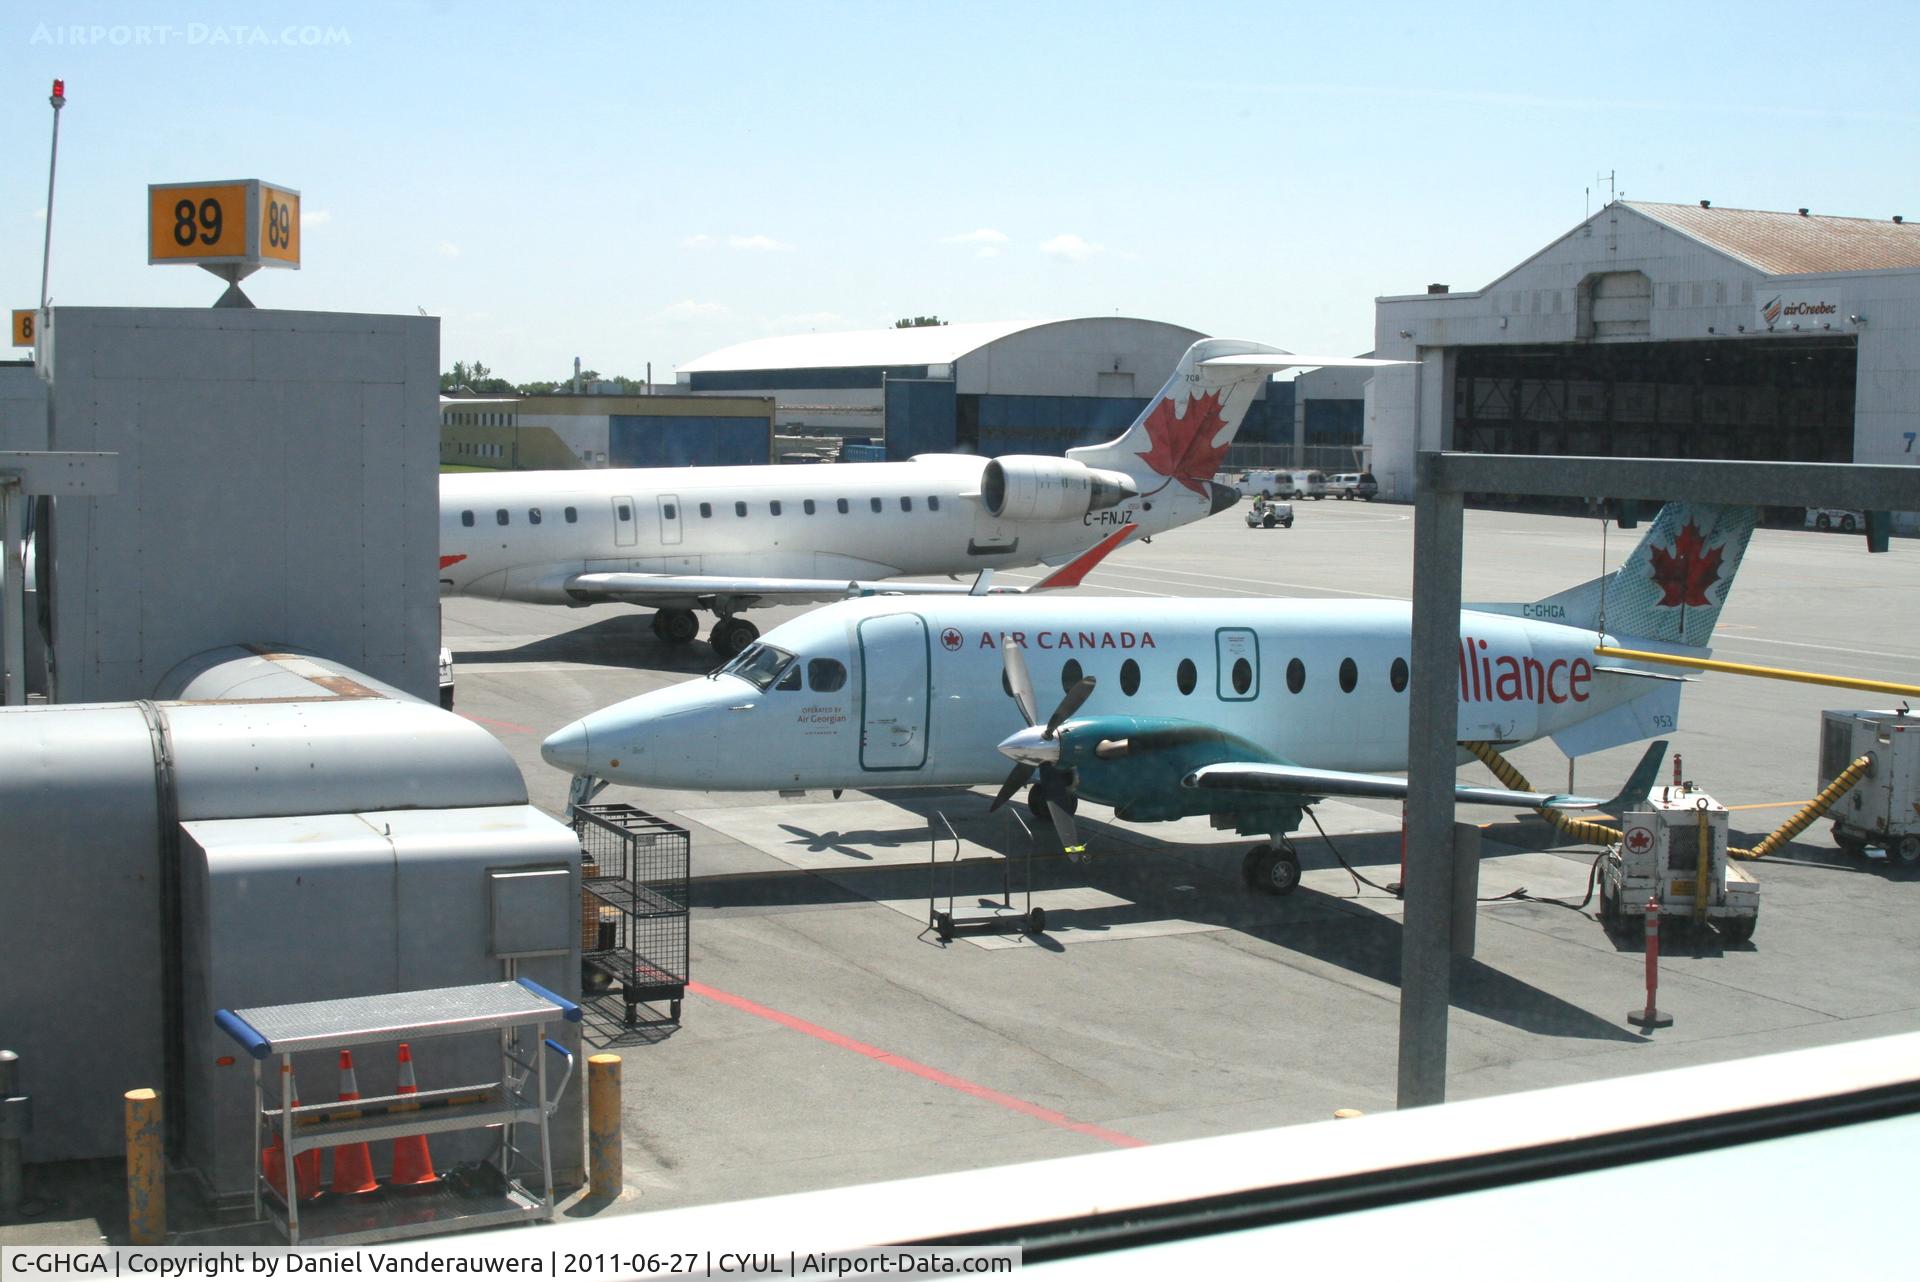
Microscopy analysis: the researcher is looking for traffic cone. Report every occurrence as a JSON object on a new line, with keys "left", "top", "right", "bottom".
{"left": 330, "top": 1050, "right": 380, "bottom": 1195}
{"left": 389, "top": 1043, "right": 438, "bottom": 1186}
{"left": 263, "top": 1066, "right": 323, "bottom": 1201}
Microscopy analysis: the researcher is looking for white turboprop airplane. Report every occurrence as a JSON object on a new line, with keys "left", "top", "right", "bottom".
{"left": 542, "top": 502, "right": 1753, "bottom": 892}
{"left": 440, "top": 339, "right": 1403, "bottom": 657}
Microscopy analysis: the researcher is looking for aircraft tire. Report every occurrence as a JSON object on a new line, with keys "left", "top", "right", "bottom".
{"left": 1027, "top": 907, "right": 1047, "bottom": 934}
{"left": 1251, "top": 846, "right": 1301, "bottom": 896}
{"left": 1241, "top": 845, "right": 1270, "bottom": 887}
{"left": 657, "top": 608, "right": 700, "bottom": 645}
{"left": 711, "top": 616, "right": 759, "bottom": 659}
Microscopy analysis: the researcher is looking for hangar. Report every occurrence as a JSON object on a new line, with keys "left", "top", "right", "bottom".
{"left": 674, "top": 316, "right": 1297, "bottom": 461}
{"left": 440, "top": 390, "right": 776, "bottom": 469}
{"left": 1367, "top": 201, "right": 1920, "bottom": 521}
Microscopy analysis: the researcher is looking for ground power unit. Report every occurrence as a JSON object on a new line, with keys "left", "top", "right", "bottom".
{"left": 1822, "top": 709, "right": 1920, "bottom": 868}
{"left": 1600, "top": 786, "right": 1759, "bottom": 943}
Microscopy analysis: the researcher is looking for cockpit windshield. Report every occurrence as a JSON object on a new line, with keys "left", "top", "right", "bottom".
{"left": 720, "top": 642, "right": 797, "bottom": 692}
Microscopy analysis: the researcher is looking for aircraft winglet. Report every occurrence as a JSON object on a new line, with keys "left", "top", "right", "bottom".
{"left": 1027, "top": 524, "right": 1139, "bottom": 592}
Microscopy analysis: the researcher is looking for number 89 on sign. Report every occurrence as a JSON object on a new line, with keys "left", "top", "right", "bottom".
{"left": 147, "top": 180, "right": 300, "bottom": 269}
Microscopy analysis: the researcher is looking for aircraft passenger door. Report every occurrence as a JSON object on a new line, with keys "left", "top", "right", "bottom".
{"left": 612, "top": 495, "right": 637, "bottom": 547}
{"left": 857, "top": 613, "right": 930, "bottom": 771}
{"left": 657, "top": 493, "right": 682, "bottom": 546}
{"left": 1216, "top": 627, "right": 1260, "bottom": 701}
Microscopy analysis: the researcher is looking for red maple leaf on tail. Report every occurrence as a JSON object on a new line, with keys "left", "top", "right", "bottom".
{"left": 1648, "top": 520, "right": 1725, "bottom": 607}
{"left": 1134, "top": 392, "right": 1230, "bottom": 496}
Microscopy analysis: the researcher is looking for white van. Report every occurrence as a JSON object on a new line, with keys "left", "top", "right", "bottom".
{"left": 1290, "top": 470, "right": 1327, "bottom": 500}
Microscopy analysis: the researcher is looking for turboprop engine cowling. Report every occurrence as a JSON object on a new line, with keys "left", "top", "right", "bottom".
{"left": 980, "top": 457, "right": 1138, "bottom": 521}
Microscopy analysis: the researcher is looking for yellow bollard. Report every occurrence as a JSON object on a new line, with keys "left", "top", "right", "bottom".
{"left": 124, "top": 1088, "right": 165, "bottom": 1245}
{"left": 587, "top": 1054, "right": 622, "bottom": 1200}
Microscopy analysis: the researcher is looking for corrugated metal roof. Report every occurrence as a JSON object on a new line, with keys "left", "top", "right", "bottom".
{"left": 1625, "top": 201, "right": 1920, "bottom": 275}
{"left": 676, "top": 319, "right": 1064, "bottom": 373}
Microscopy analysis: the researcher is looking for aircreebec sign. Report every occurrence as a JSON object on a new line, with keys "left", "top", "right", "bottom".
{"left": 1758, "top": 287, "right": 1843, "bottom": 330}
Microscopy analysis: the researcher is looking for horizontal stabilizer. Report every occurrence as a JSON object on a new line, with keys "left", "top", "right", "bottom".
{"left": 1197, "top": 354, "right": 1410, "bottom": 372}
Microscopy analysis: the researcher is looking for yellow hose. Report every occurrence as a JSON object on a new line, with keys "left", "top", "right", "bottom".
{"left": 1462, "top": 741, "right": 1876, "bottom": 861}
{"left": 1462, "top": 740, "right": 1624, "bottom": 845}
{"left": 1730, "top": 754, "right": 1873, "bottom": 860}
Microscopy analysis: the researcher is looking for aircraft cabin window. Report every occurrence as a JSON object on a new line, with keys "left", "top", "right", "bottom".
{"left": 775, "top": 665, "right": 802, "bottom": 692}
{"left": 1177, "top": 658, "right": 1197, "bottom": 695}
{"left": 700, "top": 502, "right": 713, "bottom": 518}
{"left": 870, "top": 497, "right": 884, "bottom": 513}
{"left": 616, "top": 504, "right": 632, "bottom": 521}
{"left": 1232, "top": 657, "right": 1254, "bottom": 695}
{"left": 1120, "top": 659, "right": 1140, "bottom": 696}
{"left": 770, "top": 500, "right": 782, "bottom": 516}
{"left": 529, "top": 508, "right": 542, "bottom": 524}
{"left": 900, "top": 497, "right": 912, "bottom": 512}
{"left": 804, "top": 499, "right": 817, "bottom": 515}
{"left": 663, "top": 504, "right": 677, "bottom": 520}
{"left": 735, "top": 501, "right": 748, "bottom": 517}
{"left": 928, "top": 496, "right": 940, "bottom": 511}
{"left": 565, "top": 507, "right": 578, "bottom": 523}
{"left": 1061, "top": 659, "right": 1084, "bottom": 691}
{"left": 837, "top": 499, "right": 850, "bottom": 514}
{"left": 1391, "top": 657, "right": 1409, "bottom": 693}
{"left": 496, "top": 509, "right": 509, "bottom": 526}
{"left": 1339, "top": 657, "right": 1358, "bottom": 693}
{"left": 808, "top": 658, "right": 847, "bottom": 693}
{"left": 460, "top": 510, "right": 474, "bottom": 527}
{"left": 1288, "top": 658, "right": 1306, "bottom": 694}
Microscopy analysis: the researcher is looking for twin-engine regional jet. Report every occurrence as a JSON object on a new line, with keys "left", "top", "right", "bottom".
{"left": 542, "top": 502, "right": 1754, "bottom": 892}
{"left": 440, "top": 340, "right": 1402, "bottom": 657}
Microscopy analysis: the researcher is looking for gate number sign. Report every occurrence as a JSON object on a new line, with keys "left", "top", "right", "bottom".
{"left": 147, "top": 180, "right": 300, "bottom": 270}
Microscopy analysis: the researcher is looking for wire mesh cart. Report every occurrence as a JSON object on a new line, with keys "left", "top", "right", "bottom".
{"left": 216, "top": 979, "right": 580, "bottom": 1245}
{"left": 573, "top": 804, "right": 689, "bottom": 1023}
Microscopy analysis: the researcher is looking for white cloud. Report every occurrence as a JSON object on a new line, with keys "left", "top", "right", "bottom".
{"left": 941, "top": 228, "right": 1009, "bottom": 246}
{"left": 681, "top": 233, "right": 716, "bottom": 249}
{"left": 437, "top": 241, "right": 461, "bottom": 257}
{"left": 655, "top": 299, "right": 731, "bottom": 320}
{"left": 301, "top": 208, "right": 332, "bottom": 226}
{"left": 975, "top": 246, "right": 1001, "bottom": 260}
{"left": 727, "top": 234, "right": 790, "bottom": 252}
{"left": 1039, "top": 233, "right": 1104, "bottom": 262}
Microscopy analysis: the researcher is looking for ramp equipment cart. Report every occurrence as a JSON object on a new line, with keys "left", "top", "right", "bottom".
{"left": 217, "top": 979, "right": 579, "bottom": 1245}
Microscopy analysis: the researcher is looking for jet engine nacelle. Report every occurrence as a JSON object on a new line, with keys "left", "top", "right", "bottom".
{"left": 980, "top": 457, "right": 1138, "bottom": 521}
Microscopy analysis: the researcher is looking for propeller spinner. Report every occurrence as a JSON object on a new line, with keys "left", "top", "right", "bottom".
{"left": 990, "top": 638, "right": 1093, "bottom": 856}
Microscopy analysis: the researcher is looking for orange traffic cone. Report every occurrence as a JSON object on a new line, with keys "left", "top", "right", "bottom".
{"left": 263, "top": 1066, "right": 323, "bottom": 1201}
{"left": 330, "top": 1050, "right": 380, "bottom": 1195}
{"left": 389, "top": 1043, "right": 438, "bottom": 1186}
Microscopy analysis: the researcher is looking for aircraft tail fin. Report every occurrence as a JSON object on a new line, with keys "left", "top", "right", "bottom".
{"left": 1066, "top": 340, "right": 1400, "bottom": 504}
{"left": 1476, "top": 502, "right": 1757, "bottom": 651}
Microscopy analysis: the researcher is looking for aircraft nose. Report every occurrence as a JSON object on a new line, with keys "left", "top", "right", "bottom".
{"left": 541, "top": 719, "right": 591, "bottom": 775}
{"left": 1206, "top": 480, "right": 1242, "bottom": 515}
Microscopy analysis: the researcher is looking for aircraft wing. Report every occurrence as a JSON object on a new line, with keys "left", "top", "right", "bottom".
{"left": 565, "top": 525, "right": 1137, "bottom": 608}
{"left": 1184, "top": 740, "right": 1667, "bottom": 814}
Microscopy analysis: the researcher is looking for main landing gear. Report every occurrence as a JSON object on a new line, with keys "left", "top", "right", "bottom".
{"left": 648, "top": 609, "right": 761, "bottom": 660}
{"left": 1241, "top": 840, "right": 1302, "bottom": 896}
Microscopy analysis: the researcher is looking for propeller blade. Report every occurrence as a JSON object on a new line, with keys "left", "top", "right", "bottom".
{"left": 1002, "top": 637, "right": 1038, "bottom": 726}
{"left": 1045, "top": 676, "right": 1097, "bottom": 739}
{"left": 989, "top": 763, "right": 1036, "bottom": 813}
{"left": 1047, "top": 797, "right": 1084, "bottom": 857}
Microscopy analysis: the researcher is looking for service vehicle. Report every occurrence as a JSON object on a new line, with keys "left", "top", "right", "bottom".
{"left": 1245, "top": 498, "right": 1294, "bottom": 528}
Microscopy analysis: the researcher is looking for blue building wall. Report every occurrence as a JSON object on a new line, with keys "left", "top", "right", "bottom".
{"left": 1239, "top": 382, "right": 1295, "bottom": 445}
{"left": 609, "top": 415, "right": 770, "bottom": 467}
{"left": 883, "top": 379, "right": 957, "bottom": 461}
{"left": 1304, "top": 397, "right": 1364, "bottom": 445}
{"left": 690, "top": 366, "right": 928, "bottom": 392}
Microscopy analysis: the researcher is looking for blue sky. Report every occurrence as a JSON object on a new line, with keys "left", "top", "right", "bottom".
{"left": 8, "top": 0, "right": 1916, "bottom": 382}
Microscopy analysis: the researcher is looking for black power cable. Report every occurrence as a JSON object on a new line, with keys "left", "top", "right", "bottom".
{"left": 1303, "top": 806, "right": 1608, "bottom": 913}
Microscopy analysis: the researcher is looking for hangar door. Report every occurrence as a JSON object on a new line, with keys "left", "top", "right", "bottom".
{"left": 1454, "top": 337, "right": 1856, "bottom": 466}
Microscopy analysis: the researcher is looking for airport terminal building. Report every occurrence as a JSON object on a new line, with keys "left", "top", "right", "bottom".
{"left": 1365, "top": 201, "right": 1920, "bottom": 518}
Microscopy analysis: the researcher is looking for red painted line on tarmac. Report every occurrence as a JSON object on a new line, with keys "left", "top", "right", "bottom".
{"left": 459, "top": 711, "right": 539, "bottom": 735}
{"left": 687, "top": 980, "right": 1147, "bottom": 1149}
